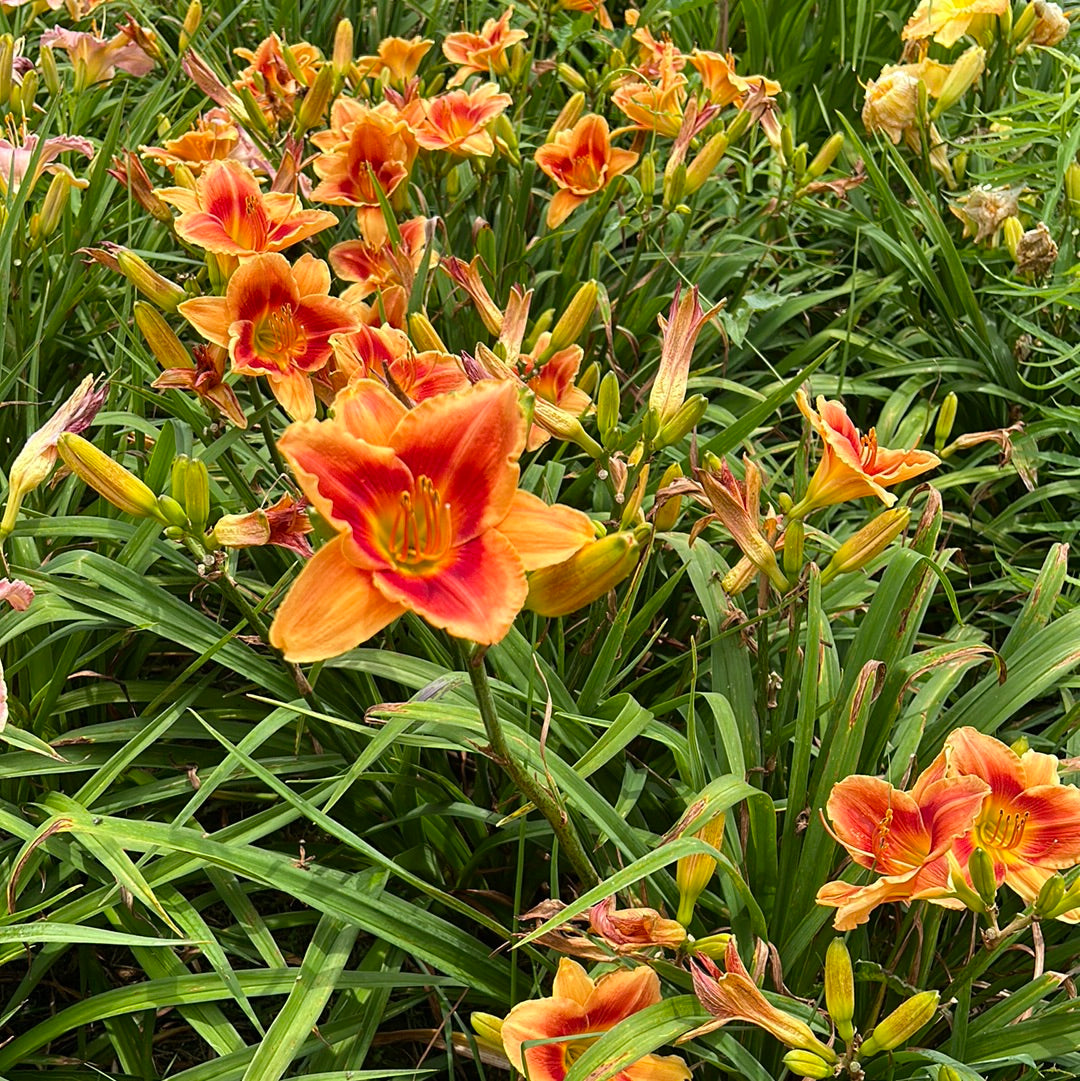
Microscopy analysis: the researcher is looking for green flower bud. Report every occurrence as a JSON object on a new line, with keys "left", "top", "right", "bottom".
{"left": 860, "top": 990, "right": 939, "bottom": 1056}
{"left": 825, "top": 938, "right": 855, "bottom": 1044}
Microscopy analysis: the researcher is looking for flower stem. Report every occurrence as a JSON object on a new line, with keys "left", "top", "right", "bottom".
{"left": 463, "top": 641, "right": 600, "bottom": 888}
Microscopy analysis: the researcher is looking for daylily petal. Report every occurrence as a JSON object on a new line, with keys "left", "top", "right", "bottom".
{"left": 502, "top": 997, "right": 587, "bottom": 1078}
{"left": 584, "top": 965, "right": 661, "bottom": 1029}
{"left": 552, "top": 958, "right": 595, "bottom": 1007}
{"left": 1010, "top": 785, "right": 1080, "bottom": 868}
{"left": 267, "top": 369, "right": 316, "bottom": 421}
{"left": 293, "top": 251, "right": 333, "bottom": 297}
{"left": 333, "top": 377, "right": 408, "bottom": 443}
{"left": 389, "top": 380, "right": 525, "bottom": 544}
{"left": 178, "top": 296, "right": 231, "bottom": 347}
{"left": 624, "top": 1054, "right": 692, "bottom": 1081}
{"left": 372, "top": 528, "right": 526, "bottom": 644}
{"left": 496, "top": 490, "right": 594, "bottom": 571}
{"left": 269, "top": 535, "right": 405, "bottom": 662}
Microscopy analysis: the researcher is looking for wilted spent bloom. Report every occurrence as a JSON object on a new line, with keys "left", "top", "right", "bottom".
{"left": 682, "top": 938, "right": 837, "bottom": 1060}
{"left": 108, "top": 151, "right": 173, "bottom": 223}
{"left": 0, "top": 578, "right": 33, "bottom": 611}
{"left": 1, "top": 375, "right": 106, "bottom": 539}
{"left": 675, "top": 812, "right": 726, "bottom": 925}
{"left": 1014, "top": 222, "right": 1058, "bottom": 277}
{"left": 443, "top": 9, "right": 527, "bottom": 85}
{"left": 1028, "top": 1, "right": 1071, "bottom": 46}
{"left": 534, "top": 114, "right": 638, "bottom": 228}
{"left": 41, "top": 25, "right": 156, "bottom": 88}
{"left": 441, "top": 255, "right": 503, "bottom": 335}
{"left": 902, "top": 0, "right": 1008, "bottom": 47}
{"left": 56, "top": 433, "right": 165, "bottom": 521}
{"left": 949, "top": 184, "right": 1022, "bottom": 243}
{"left": 648, "top": 285, "right": 721, "bottom": 428}
{"left": 212, "top": 494, "right": 314, "bottom": 557}
{"left": 587, "top": 896, "right": 687, "bottom": 952}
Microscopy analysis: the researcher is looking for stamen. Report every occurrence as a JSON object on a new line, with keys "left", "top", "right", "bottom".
{"left": 387, "top": 476, "right": 453, "bottom": 566}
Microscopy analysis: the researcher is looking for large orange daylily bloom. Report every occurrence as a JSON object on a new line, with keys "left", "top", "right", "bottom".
{"left": 534, "top": 114, "right": 639, "bottom": 228}
{"left": 156, "top": 160, "right": 338, "bottom": 256}
{"left": 442, "top": 9, "right": 527, "bottom": 86}
{"left": 268, "top": 379, "right": 595, "bottom": 660}
{"left": 918, "top": 727, "right": 1080, "bottom": 915}
{"left": 141, "top": 109, "right": 242, "bottom": 176}
{"left": 329, "top": 217, "right": 431, "bottom": 300}
{"left": 234, "top": 34, "right": 321, "bottom": 125}
{"left": 902, "top": 0, "right": 1007, "bottom": 47}
{"left": 790, "top": 390, "right": 940, "bottom": 515}
{"left": 816, "top": 771, "right": 990, "bottom": 930}
{"left": 689, "top": 49, "right": 781, "bottom": 107}
{"left": 355, "top": 36, "right": 434, "bottom": 84}
{"left": 685, "top": 939, "right": 836, "bottom": 1058}
{"left": 501, "top": 958, "right": 691, "bottom": 1081}
{"left": 310, "top": 99, "right": 417, "bottom": 241}
{"left": 406, "top": 84, "right": 512, "bottom": 157}
{"left": 611, "top": 55, "right": 688, "bottom": 137}
{"left": 178, "top": 253, "right": 359, "bottom": 421}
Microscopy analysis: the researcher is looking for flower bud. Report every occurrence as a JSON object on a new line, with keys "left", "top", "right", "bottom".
{"left": 782, "top": 1050, "right": 835, "bottom": 1079}
{"left": 968, "top": 846, "right": 998, "bottom": 907}
{"left": 493, "top": 113, "right": 520, "bottom": 166}
{"left": 825, "top": 938, "right": 855, "bottom": 1044}
{"left": 56, "top": 433, "right": 165, "bottom": 522}
{"left": 937, "top": 1068, "right": 964, "bottom": 1081}
{"left": 1003, "top": 215, "right": 1023, "bottom": 258}
{"left": 931, "top": 46, "right": 986, "bottom": 118}
{"left": 819, "top": 507, "right": 910, "bottom": 586}
{"left": 620, "top": 464, "right": 649, "bottom": 528}
{"left": 676, "top": 812, "right": 725, "bottom": 925}
{"left": 792, "top": 143, "right": 808, "bottom": 180}
{"left": 135, "top": 302, "right": 194, "bottom": 371}
{"left": 548, "top": 91, "right": 586, "bottom": 138}
{"left": 30, "top": 171, "right": 74, "bottom": 243}
{"left": 0, "top": 35, "right": 12, "bottom": 108}
{"left": 859, "top": 991, "right": 939, "bottom": 1057}
{"left": 688, "top": 932, "right": 731, "bottom": 958}
{"left": 407, "top": 312, "right": 449, "bottom": 354}
{"left": 179, "top": 0, "right": 202, "bottom": 51}
{"left": 597, "top": 370, "right": 621, "bottom": 446}
{"left": 332, "top": 18, "right": 354, "bottom": 81}
{"left": 172, "top": 456, "right": 210, "bottom": 534}
{"left": 296, "top": 64, "right": 334, "bottom": 132}
{"left": 1034, "top": 873, "right": 1066, "bottom": 918}
{"left": 806, "top": 132, "right": 845, "bottom": 179}
{"left": 1041, "top": 875, "right": 1080, "bottom": 920}
{"left": 526, "top": 529, "right": 643, "bottom": 617}
{"left": 934, "top": 392, "right": 958, "bottom": 452}
{"left": 662, "top": 161, "right": 686, "bottom": 210}
{"left": 684, "top": 131, "right": 729, "bottom": 194}
{"left": 557, "top": 63, "right": 587, "bottom": 92}
{"left": 783, "top": 518, "right": 804, "bottom": 580}
{"left": 156, "top": 494, "right": 190, "bottom": 529}
{"left": 655, "top": 393, "right": 708, "bottom": 448}
{"left": 639, "top": 151, "right": 657, "bottom": 198}
{"left": 39, "top": 44, "right": 61, "bottom": 98}
{"left": 547, "top": 280, "right": 598, "bottom": 353}
{"left": 1011, "top": 2, "right": 1038, "bottom": 44}
{"left": 470, "top": 1012, "right": 505, "bottom": 1053}
{"left": 780, "top": 122, "right": 794, "bottom": 165}
{"left": 1066, "top": 163, "right": 1080, "bottom": 217}
{"left": 654, "top": 461, "right": 683, "bottom": 532}
{"left": 115, "top": 249, "right": 188, "bottom": 312}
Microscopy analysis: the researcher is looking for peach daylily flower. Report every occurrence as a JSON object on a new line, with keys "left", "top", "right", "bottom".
{"left": 310, "top": 99, "right": 417, "bottom": 241}
{"left": 558, "top": 0, "right": 614, "bottom": 29}
{"left": 689, "top": 49, "right": 781, "bottom": 108}
{"left": 356, "top": 36, "right": 434, "bottom": 84}
{"left": 178, "top": 253, "right": 359, "bottom": 421}
{"left": 631, "top": 28, "right": 687, "bottom": 79}
{"left": 902, "top": 0, "right": 1007, "bottom": 47}
{"left": 816, "top": 771, "right": 990, "bottom": 930}
{"left": 41, "top": 25, "right": 156, "bottom": 86}
{"left": 919, "top": 727, "right": 1080, "bottom": 916}
{"left": 501, "top": 958, "right": 691, "bottom": 1081}
{"left": 789, "top": 390, "right": 940, "bottom": 515}
{"left": 443, "top": 9, "right": 527, "bottom": 86}
{"left": 329, "top": 217, "right": 432, "bottom": 300}
{"left": 156, "top": 160, "right": 338, "bottom": 256}
{"left": 611, "top": 57, "right": 688, "bottom": 137}
{"left": 234, "top": 34, "right": 321, "bottom": 125}
{"left": 408, "top": 84, "right": 513, "bottom": 157}
{"left": 268, "top": 379, "right": 595, "bottom": 660}
{"left": 534, "top": 114, "right": 639, "bottom": 228}
{"left": 141, "top": 110, "right": 242, "bottom": 177}
{"left": 522, "top": 338, "right": 590, "bottom": 450}
{"left": 0, "top": 130, "right": 93, "bottom": 196}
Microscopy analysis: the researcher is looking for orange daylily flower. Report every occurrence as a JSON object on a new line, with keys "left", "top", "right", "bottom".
{"left": 234, "top": 34, "right": 322, "bottom": 124}
{"left": 689, "top": 50, "right": 781, "bottom": 107}
{"left": 178, "top": 253, "right": 359, "bottom": 421}
{"left": 534, "top": 114, "right": 639, "bottom": 228}
{"left": 407, "top": 84, "right": 513, "bottom": 157}
{"left": 919, "top": 727, "right": 1080, "bottom": 915}
{"left": 631, "top": 28, "right": 686, "bottom": 80}
{"left": 156, "top": 160, "right": 338, "bottom": 256}
{"left": 355, "top": 36, "right": 434, "bottom": 84}
{"left": 501, "top": 958, "right": 691, "bottom": 1081}
{"left": 330, "top": 326, "right": 469, "bottom": 402}
{"left": 329, "top": 217, "right": 432, "bottom": 300}
{"left": 902, "top": 0, "right": 1007, "bottom": 47}
{"left": 442, "top": 9, "right": 528, "bottom": 86}
{"left": 685, "top": 939, "right": 836, "bottom": 1056}
{"left": 816, "top": 771, "right": 990, "bottom": 930}
{"left": 611, "top": 55, "right": 688, "bottom": 137}
{"left": 789, "top": 390, "right": 940, "bottom": 516}
{"left": 522, "top": 338, "right": 590, "bottom": 450}
{"left": 41, "top": 25, "right": 156, "bottom": 86}
{"left": 141, "top": 109, "right": 242, "bottom": 177}
{"left": 310, "top": 99, "right": 418, "bottom": 241}
{"left": 557, "top": 0, "right": 614, "bottom": 29}
{"left": 268, "top": 379, "right": 595, "bottom": 660}
{"left": 152, "top": 343, "right": 248, "bottom": 429}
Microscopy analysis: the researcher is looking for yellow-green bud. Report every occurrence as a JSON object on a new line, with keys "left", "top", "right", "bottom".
{"left": 684, "top": 131, "right": 729, "bottom": 194}
{"left": 825, "top": 938, "right": 855, "bottom": 1044}
{"left": 806, "top": 132, "right": 845, "bottom": 179}
{"left": 30, "top": 171, "right": 74, "bottom": 242}
{"left": 15, "top": 69, "right": 38, "bottom": 115}
{"left": 0, "top": 35, "right": 12, "bottom": 108}
{"left": 332, "top": 18, "right": 354, "bottom": 82}
{"left": 470, "top": 1012, "right": 505, "bottom": 1052}
{"left": 1066, "top": 163, "right": 1080, "bottom": 217}
{"left": 548, "top": 91, "right": 586, "bottom": 138}
{"left": 655, "top": 394, "right": 708, "bottom": 449}
{"left": 526, "top": 529, "right": 642, "bottom": 617}
{"left": 662, "top": 161, "right": 687, "bottom": 210}
{"left": 676, "top": 813, "right": 726, "bottom": 925}
{"left": 116, "top": 250, "right": 187, "bottom": 312}
{"left": 212, "top": 509, "right": 270, "bottom": 548}
{"left": 597, "top": 370, "right": 621, "bottom": 446}
{"left": 792, "top": 143, "right": 808, "bottom": 180}
{"left": 782, "top": 1050, "right": 835, "bottom": 1079}
{"left": 639, "top": 151, "right": 657, "bottom": 198}
{"left": 135, "top": 302, "right": 193, "bottom": 371}
{"left": 556, "top": 63, "right": 586, "bottom": 92}
{"left": 295, "top": 64, "right": 334, "bottom": 132}
{"left": 780, "top": 122, "right": 795, "bottom": 164}
{"left": 493, "top": 113, "right": 520, "bottom": 165}
{"left": 934, "top": 392, "right": 958, "bottom": 452}
{"left": 859, "top": 991, "right": 939, "bottom": 1057}
{"left": 179, "top": 0, "right": 202, "bottom": 51}
{"left": 1034, "top": 873, "right": 1066, "bottom": 919}
{"left": 783, "top": 518, "right": 804, "bottom": 580}
{"left": 407, "top": 312, "right": 448, "bottom": 353}
{"left": 172, "top": 456, "right": 210, "bottom": 534}
{"left": 654, "top": 461, "right": 684, "bottom": 532}
{"left": 577, "top": 360, "right": 600, "bottom": 397}
{"left": 937, "top": 1067, "right": 964, "bottom": 1081}
{"left": 726, "top": 107, "right": 754, "bottom": 144}
{"left": 156, "top": 494, "right": 189, "bottom": 529}
{"left": 820, "top": 507, "right": 910, "bottom": 585}
{"left": 548, "top": 280, "right": 598, "bottom": 352}
{"left": 39, "top": 44, "right": 61, "bottom": 98}
{"left": 1003, "top": 215, "right": 1023, "bottom": 259}
{"left": 688, "top": 932, "right": 732, "bottom": 958}
{"left": 968, "top": 846, "right": 998, "bottom": 908}
{"left": 620, "top": 464, "right": 649, "bottom": 528}
{"left": 931, "top": 46, "right": 986, "bottom": 118}
{"left": 1012, "top": 1, "right": 1037, "bottom": 44}
{"left": 57, "top": 433, "right": 165, "bottom": 522}
{"left": 1041, "top": 875, "right": 1080, "bottom": 920}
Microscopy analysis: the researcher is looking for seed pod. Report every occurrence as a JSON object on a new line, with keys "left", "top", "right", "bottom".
{"left": 825, "top": 938, "right": 855, "bottom": 1044}
{"left": 782, "top": 1050, "right": 835, "bottom": 1079}
{"left": 859, "top": 991, "right": 939, "bottom": 1057}
{"left": 57, "top": 433, "right": 165, "bottom": 522}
